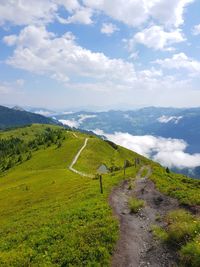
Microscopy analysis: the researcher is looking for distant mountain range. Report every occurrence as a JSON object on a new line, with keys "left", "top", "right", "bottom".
{"left": 1, "top": 105, "right": 200, "bottom": 178}
{"left": 0, "top": 105, "right": 60, "bottom": 130}
{"left": 54, "top": 107, "right": 200, "bottom": 153}
{"left": 54, "top": 107, "right": 200, "bottom": 179}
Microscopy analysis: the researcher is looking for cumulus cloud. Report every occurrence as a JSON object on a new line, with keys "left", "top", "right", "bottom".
{"left": 4, "top": 25, "right": 191, "bottom": 95}
{"left": 157, "top": 115, "right": 183, "bottom": 124}
{"left": 128, "top": 25, "right": 185, "bottom": 51}
{"left": 59, "top": 114, "right": 96, "bottom": 128}
{"left": 0, "top": 0, "right": 193, "bottom": 28}
{"left": 57, "top": 7, "right": 93, "bottom": 25}
{"left": 84, "top": 0, "right": 193, "bottom": 28}
{"left": 101, "top": 23, "right": 119, "bottom": 36}
{"left": 3, "top": 25, "right": 136, "bottom": 85}
{"left": 154, "top": 53, "right": 200, "bottom": 75}
{"left": 0, "top": 0, "right": 90, "bottom": 26}
{"left": 94, "top": 130, "right": 200, "bottom": 169}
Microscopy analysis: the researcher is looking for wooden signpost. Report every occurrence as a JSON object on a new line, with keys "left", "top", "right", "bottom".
{"left": 99, "top": 175, "right": 103, "bottom": 194}
{"left": 124, "top": 160, "right": 128, "bottom": 177}
{"left": 97, "top": 164, "right": 108, "bottom": 194}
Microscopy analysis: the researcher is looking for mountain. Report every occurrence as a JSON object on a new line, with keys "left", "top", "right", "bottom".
{"left": 54, "top": 107, "right": 200, "bottom": 178}
{"left": 26, "top": 107, "right": 57, "bottom": 117}
{"left": 55, "top": 107, "right": 200, "bottom": 153}
{"left": 0, "top": 105, "right": 60, "bottom": 129}
{"left": 0, "top": 124, "right": 199, "bottom": 266}
{"left": 12, "top": 105, "right": 25, "bottom": 111}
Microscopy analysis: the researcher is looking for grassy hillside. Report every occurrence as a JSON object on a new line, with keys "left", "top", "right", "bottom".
{"left": 0, "top": 124, "right": 142, "bottom": 266}
{"left": 0, "top": 124, "right": 199, "bottom": 266}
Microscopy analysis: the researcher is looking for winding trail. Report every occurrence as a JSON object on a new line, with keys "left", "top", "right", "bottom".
{"left": 110, "top": 166, "right": 179, "bottom": 267}
{"left": 69, "top": 138, "right": 93, "bottom": 178}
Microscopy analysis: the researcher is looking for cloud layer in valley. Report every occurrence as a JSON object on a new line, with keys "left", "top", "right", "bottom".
{"left": 94, "top": 130, "right": 200, "bottom": 169}
{"left": 59, "top": 114, "right": 96, "bottom": 128}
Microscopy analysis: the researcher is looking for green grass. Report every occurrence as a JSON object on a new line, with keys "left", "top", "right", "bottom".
{"left": 74, "top": 137, "right": 147, "bottom": 174}
{"left": 128, "top": 197, "right": 145, "bottom": 213}
{"left": 152, "top": 225, "right": 168, "bottom": 242}
{"left": 0, "top": 124, "right": 140, "bottom": 266}
{"left": 180, "top": 235, "right": 200, "bottom": 267}
{"left": 149, "top": 164, "right": 200, "bottom": 205}
{"left": 0, "top": 124, "right": 200, "bottom": 266}
{"left": 0, "top": 124, "right": 62, "bottom": 142}
{"left": 152, "top": 209, "right": 200, "bottom": 267}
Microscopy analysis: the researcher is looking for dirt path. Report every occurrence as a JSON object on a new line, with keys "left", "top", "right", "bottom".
{"left": 69, "top": 138, "right": 93, "bottom": 178}
{"left": 110, "top": 166, "right": 179, "bottom": 267}
{"left": 72, "top": 132, "right": 78, "bottom": 138}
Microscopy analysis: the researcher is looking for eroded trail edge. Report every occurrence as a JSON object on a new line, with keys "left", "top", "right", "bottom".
{"left": 110, "top": 166, "right": 179, "bottom": 267}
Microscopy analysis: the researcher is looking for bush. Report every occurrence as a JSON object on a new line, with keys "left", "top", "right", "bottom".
{"left": 165, "top": 210, "right": 200, "bottom": 246}
{"left": 152, "top": 225, "right": 168, "bottom": 242}
{"left": 180, "top": 235, "right": 200, "bottom": 267}
{"left": 128, "top": 197, "right": 145, "bottom": 213}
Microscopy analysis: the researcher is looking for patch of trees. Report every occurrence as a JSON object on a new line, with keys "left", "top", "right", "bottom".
{"left": 0, "top": 128, "right": 65, "bottom": 173}
{"left": 105, "top": 140, "right": 118, "bottom": 150}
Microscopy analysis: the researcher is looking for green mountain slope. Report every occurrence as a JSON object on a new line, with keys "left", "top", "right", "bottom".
{"left": 0, "top": 125, "right": 199, "bottom": 266}
{"left": 0, "top": 105, "right": 59, "bottom": 129}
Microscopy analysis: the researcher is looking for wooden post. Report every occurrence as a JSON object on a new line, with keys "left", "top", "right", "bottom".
{"left": 99, "top": 175, "right": 103, "bottom": 194}
{"left": 124, "top": 160, "right": 127, "bottom": 177}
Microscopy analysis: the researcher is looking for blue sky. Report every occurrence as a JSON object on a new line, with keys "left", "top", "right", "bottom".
{"left": 1, "top": 0, "right": 200, "bottom": 110}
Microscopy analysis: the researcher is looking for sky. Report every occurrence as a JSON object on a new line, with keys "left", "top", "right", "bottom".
{"left": 1, "top": 0, "right": 200, "bottom": 110}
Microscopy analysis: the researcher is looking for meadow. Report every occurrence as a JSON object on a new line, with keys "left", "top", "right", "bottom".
{"left": 0, "top": 124, "right": 199, "bottom": 266}
{"left": 0, "top": 125, "right": 141, "bottom": 266}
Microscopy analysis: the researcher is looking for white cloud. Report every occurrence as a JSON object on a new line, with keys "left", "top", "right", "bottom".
{"left": 4, "top": 25, "right": 136, "bottom": 85}
{"left": 57, "top": 7, "right": 93, "bottom": 25}
{"left": 148, "top": 0, "right": 194, "bottom": 28}
{"left": 78, "top": 114, "right": 97, "bottom": 123}
{"left": 34, "top": 110, "right": 54, "bottom": 117}
{"left": 94, "top": 130, "right": 200, "bottom": 169}
{"left": 157, "top": 115, "right": 183, "bottom": 124}
{"left": 154, "top": 53, "right": 200, "bottom": 75}
{"left": 0, "top": 0, "right": 193, "bottom": 28}
{"left": 6, "top": 25, "right": 186, "bottom": 94}
{"left": 59, "top": 119, "right": 80, "bottom": 128}
{"left": 101, "top": 23, "right": 119, "bottom": 36}
{"left": 84, "top": 0, "right": 193, "bottom": 28}
{"left": 154, "top": 151, "right": 200, "bottom": 169}
{"left": 0, "top": 0, "right": 85, "bottom": 26}
{"left": 192, "top": 24, "right": 200, "bottom": 36}
{"left": 59, "top": 114, "right": 96, "bottom": 128}
{"left": 0, "top": 0, "right": 56, "bottom": 26}
{"left": 128, "top": 25, "right": 185, "bottom": 51}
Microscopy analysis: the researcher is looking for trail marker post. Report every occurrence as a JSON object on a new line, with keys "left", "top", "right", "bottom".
{"left": 99, "top": 175, "right": 103, "bottom": 194}
{"left": 124, "top": 160, "right": 128, "bottom": 178}
{"left": 97, "top": 164, "right": 108, "bottom": 194}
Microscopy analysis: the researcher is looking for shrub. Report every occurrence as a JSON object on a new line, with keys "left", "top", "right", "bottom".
{"left": 165, "top": 210, "right": 200, "bottom": 246}
{"left": 180, "top": 235, "right": 200, "bottom": 267}
{"left": 128, "top": 197, "right": 145, "bottom": 213}
{"left": 152, "top": 225, "right": 168, "bottom": 242}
